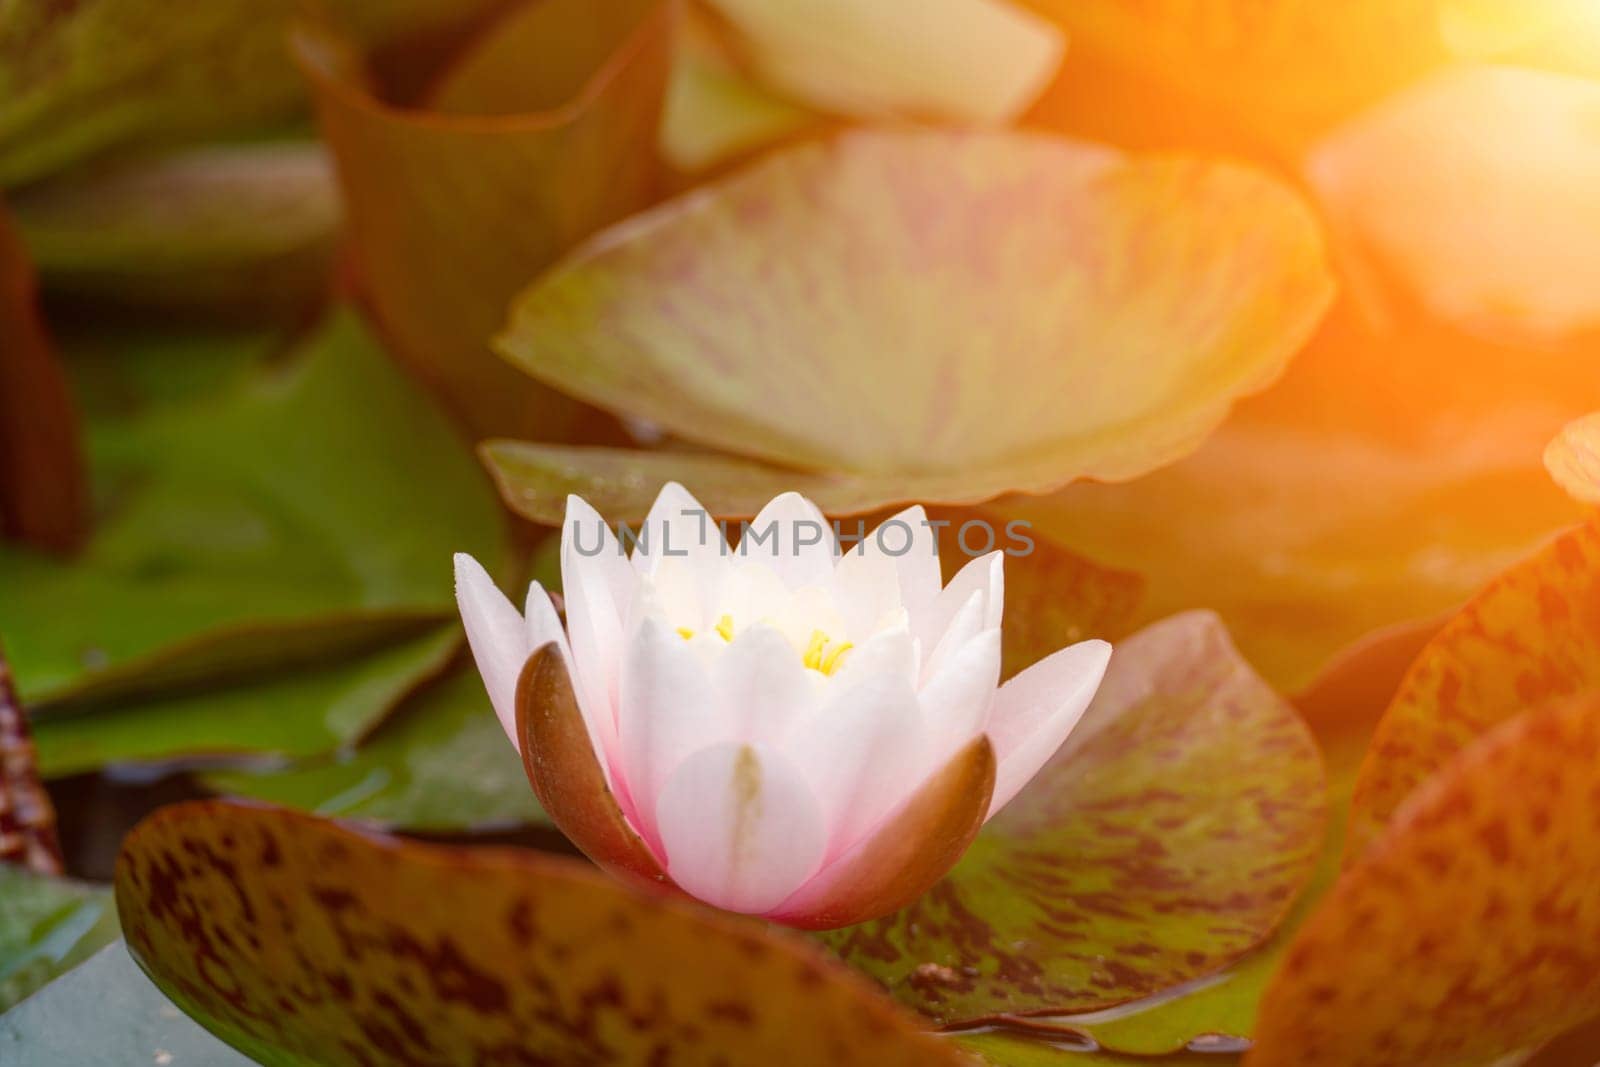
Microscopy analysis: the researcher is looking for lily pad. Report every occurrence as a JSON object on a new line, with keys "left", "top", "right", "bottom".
{"left": 0, "top": 308, "right": 505, "bottom": 708}
{"left": 823, "top": 611, "right": 1325, "bottom": 1024}
{"left": 701, "top": 0, "right": 1064, "bottom": 124}
{"left": 493, "top": 128, "right": 1333, "bottom": 515}
{"left": 0, "top": 200, "right": 86, "bottom": 553}
{"left": 0, "top": 942, "right": 253, "bottom": 1065}
{"left": 9, "top": 141, "right": 338, "bottom": 315}
{"left": 1308, "top": 67, "right": 1600, "bottom": 345}
{"left": 0, "top": 0, "right": 509, "bottom": 185}
{"left": 1249, "top": 693, "right": 1600, "bottom": 1067}
{"left": 292, "top": 0, "right": 672, "bottom": 438}
{"left": 1347, "top": 517, "right": 1600, "bottom": 859}
{"left": 1546, "top": 413, "right": 1600, "bottom": 505}
{"left": 0, "top": 867, "right": 119, "bottom": 1012}
{"left": 200, "top": 665, "right": 547, "bottom": 831}
{"left": 116, "top": 801, "right": 967, "bottom": 1066}
{"left": 1005, "top": 308, "right": 1590, "bottom": 691}
{"left": 31, "top": 625, "right": 458, "bottom": 779}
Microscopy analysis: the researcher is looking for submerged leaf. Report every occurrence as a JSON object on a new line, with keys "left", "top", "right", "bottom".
{"left": 0, "top": 868, "right": 119, "bottom": 1012}
{"left": 824, "top": 612, "right": 1324, "bottom": 1024}
{"left": 496, "top": 128, "right": 1332, "bottom": 514}
{"left": 201, "top": 666, "right": 547, "bottom": 831}
{"left": 1308, "top": 67, "right": 1600, "bottom": 345}
{"left": 0, "top": 942, "right": 253, "bottom": 1065}
{"left": 1249, "top": 694, "right": 1600, "bottom": 1067}
{"left": 293, "top": 0, "right": 672, "bottom": 437}
{"left": 116, "top": 802, "right": 966, "bottom": 1066}
{"left": 10, "top": 142, "right": 338, "bottom": 315}
{"left": 1347, "top": 518, "right": 1600, "bottom": 858}
{"left": 703, "top": 0, "right": 1064, "bottom": 124}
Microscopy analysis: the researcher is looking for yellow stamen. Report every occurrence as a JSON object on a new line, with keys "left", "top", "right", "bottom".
{"left": 715, "top": 614, "right": 736, "bottom": 642}
{"left": 801, "top": 629, "right": 854, "bottom": 676}
{"left": 676, "top": 626, "right": 695, "bottom": 641}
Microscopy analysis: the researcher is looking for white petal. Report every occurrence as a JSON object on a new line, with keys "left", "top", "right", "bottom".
{"left": 985, "top": 639, "right": 1112, "bottom": 819}
{"left": 524, "top": 581, "right": 565, "bottom": 655}
{"left": 454, "top": 553, "right": 533, "bottom": 746}
{"left": 655, "top": 742, "right": 828, "bottom": 914}
{"left": 914, "top": 550, "right": 1003, "bottom": 659}
{"left": 918, "top": 627, "right": 1001, "bottom": 767}
{"left": 922, "top": 587, "right": 983, "bottom": 684}
{"left": 711, "top": 624, "right": 819, "bottom": 748}
{"left": 630, "top": 483, "right": 728, "bottom": 593}
{"left": 835, "top": 505, "right": 940, "bottom": 635}
{"left": 560, "top": 495, "right": 634, "bottom": 772}
{"left": 737, "top": 492, "right": 838, "bottom": 589}
{"left": 784, "top": 669, "right": 925, "bottom": 861}
{"left": 616, "top": 617, "right": 722, "bottom": 853}
{"left": 827, "top": 625, "right": 917, "bottom": 693}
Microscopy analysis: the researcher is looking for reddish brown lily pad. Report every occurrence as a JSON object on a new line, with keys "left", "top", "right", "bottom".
{"left": 823, "top": 611, "right": 1325, "bottom": 1024}
{"left": 293, "top": 0, "right": 672, "bottom": 438}
{"left": 1347, "top": 517, "right": 1600, "bottom": 858}
{"left": 494, "top": 128, "right": 1332, "bottom": 513}
{"left": 116, "top": 801, "right": 967, "bottom": 1067}
{"left": 1248, "top": 694, "right": 1600, "bottom": 1067}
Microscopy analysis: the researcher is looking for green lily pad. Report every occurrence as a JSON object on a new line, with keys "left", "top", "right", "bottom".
{"left": 823, "top": 611, "right": 1326, "bottom": 1024}
{"left": 116, "top": 801, "right": 967, "bottom": 1066}
{"left": 200, "top": 665, "right": 547, "bottom": 831}
{"left": 0, "top": 308, "right": 505, "bottom": 709}
{"left": 10, "top": 141, "right": 338, "bottom": 315}
{"left": 492, "top": 129, "right": 1333, "bottom": 518}
{"left": 0, "top": 867, "right": 119, "bottom": 1012}
{"left": 0, "top": 942, "right": 253, "bottom": 1065}
{"left": 31, "top": 625, "right": 458, "bottom": 779}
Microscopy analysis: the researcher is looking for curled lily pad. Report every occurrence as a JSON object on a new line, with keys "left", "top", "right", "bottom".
{"left": 0, "top": 309, "right": 504, "bottom": 708}
{"left": 0, "top": 867, "right": 119, "bottom": 1011}
{"left": 115, "top": 801, "right": 966, "bottom": 1066}
{"left": 1546, "top": 413, "right": 1600, "bottom": 505}
{"left": 200, "top": 666, "right": 547, "bottom": 831}
{"left": 0, "top": 200, "right": 86, "bottom": 553}
{"left": 1308, "top": 67, "right": 1600, "bottom": 345}
{"left": 293, "top": 0, "right": 672, "bottom": 438}
{"left": 9, "top": 142, "right": 338, "bottom": 315}
{"left": 823, "top": 611, "right": 1325, "bottom": 1024}
{"left": 496, "top": 130, "right": 1331, "bottom": 515}
{"left": 702, "top": 0, "right": 1064, "bottom": 125}
{"left": 1347, "top": 517, "right": 1600, "bottom": 858}
{"left": 1249, "top": 694, "right": 1600, "bottom": 1067}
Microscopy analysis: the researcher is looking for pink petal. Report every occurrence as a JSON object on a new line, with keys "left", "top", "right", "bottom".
{"left": 914, "top": 550, "right": 1003, "bottom": 663}
{"left": 918, "top": 627, "right": 1002, "bottom": 767}
{"left": 985, "top": 639, "right": 1112, "bottom": 819}
{"left": 560, "top": 495, "right": 632, "bottom": 763}
{"left": 655, "top": 742, "right": 828, "bottom": 914}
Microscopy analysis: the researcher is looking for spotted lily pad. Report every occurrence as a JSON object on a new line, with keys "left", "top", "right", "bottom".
{"left": 491, "top": 128, "right": 1333, "bottom": 517}
{"left": 200, "top": 665, "right": 547, "bottom": 831}
{"left": 1249, "top": 694, "right": 1600, "bottom": 1067}
{"left": 0, "top": 309, "right": 505, "bottom": 708}
{"left": 1346, "top": 518, "right": 1600, "bottom": 858}
{"left": 823, "top": 611, "right": 1325, "bottom": 1024}
{"left": 0, "top": 867, "right": 119, "bottom": 1011}
{"left": 116, "top": 801, "right": 967, "bottom": 1066}
{"left": 293, "top": 0, "right": 672, "bottom": 438}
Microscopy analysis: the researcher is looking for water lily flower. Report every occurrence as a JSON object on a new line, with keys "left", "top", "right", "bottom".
{"left": 454, "top": 484, "right": 1110, "bottom": 929}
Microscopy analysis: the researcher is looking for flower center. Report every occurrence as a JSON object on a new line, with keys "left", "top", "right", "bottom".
{"left": 676, "top": 615, "right": 853, "bottom": 675}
